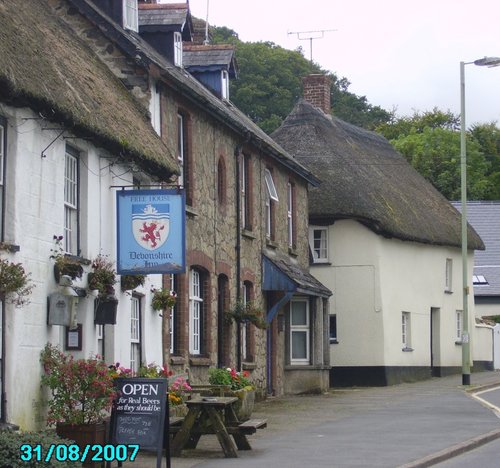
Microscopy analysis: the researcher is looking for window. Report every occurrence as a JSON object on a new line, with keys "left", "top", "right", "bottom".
{"left": 240, "top": 154, "right": 252, "bottom": 229}
{"left": 242, "top": 282, "right": 254, "bottom": 362}
{"left": 0, "top": 117, "right": 5, "bottom": 239}
{"left": 290, "top": 299, "right": 310, "bottom": 364}
{"left": 402, "top": 312, "right": 411, "bottom": 350}
{"left": 445, "top": 258, "right": 452, "bottom": 292}
{"left": 221, "top": 70, "right": 229, "bottom": 99}
{"left": 309, "top": 227, "right": 328, "bottom": 263}
{"left": 123, "top": 0, "right": 138, "bottom": 32}
{"left": 174, "top": 32, "right": 183, "bottom": 67}
{"left": 329, "top": 314, "right": 337, "bottom": 343}
{"left": 189, "top": 269, "right": 203, "bottom": 355}
{"left": 217, "top": 157, "right": 226, "bottom": 205}
{"left": 177, "top": 113, "right": 184, "bottom": 188}
{"left": 0, "top": 119, "right": 4, "bottom": 187}
{"left": 456, "top": 310, "right": 463, "bottom": 342}
{"left": 150, "top": 80, "right": 161, "bottom": 135}
{"left": 96, "top": 324, "right": 104, "bottom": 359}
{"left": 168, "top": 274, "right": 176, "bottom": 354}
{"left": 64, "top": 146, "right": 79, "bottom": 255}
{"left": 473, "top": 275, "right": 488, "bottom": 285}
{"left": 287, "top": 182, "right": 296, "bottom": 248}
{"left": 264, "top": 168, "right": 278, "bottom": 240}
{"left": 130, "top": 296, "right": 142, "bottom": 372}
{"left": 177, "top": 112, "right": 192, "bottom": 204}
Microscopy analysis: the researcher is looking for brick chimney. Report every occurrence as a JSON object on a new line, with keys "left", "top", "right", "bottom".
{"left": 302, "top": 74, "right": 331, "bottom": 115}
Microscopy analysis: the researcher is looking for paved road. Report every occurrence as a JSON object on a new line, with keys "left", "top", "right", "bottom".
{"left": 130, "top": 371, "right": 500, "bottom": 467}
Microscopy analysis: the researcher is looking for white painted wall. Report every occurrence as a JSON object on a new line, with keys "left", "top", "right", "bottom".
{"left": 311, "top": 219, "right": 481, "bottom": 373}
{"left": 2, "top": 106, "right": 163, "bottom": 430}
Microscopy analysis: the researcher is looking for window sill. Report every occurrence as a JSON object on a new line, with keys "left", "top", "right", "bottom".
{"left": 311, "top": 261, "right": 332, "bottom": 266}
{"left": 266, "top": 239, "right": 278, "bottom": 249}
{"left": 330, "top": 339, "right": 339, "bottom": 344}
{"left": 186, "top": 205, "right": 199, "bottom": 218}
{"left": 242, "top": 362, "right": 256, "bottom": 371}
{"left": 189, "top": 356, "right": 211, "bottom": 367}
{"left": 402, "top": 347, "right": 414, "bottom": 352}
{"left": 288, "top": 247, "right": 298, "bottom": 257}
{"left": 444, "top": 290, "right": 453, "bottom": 294}
{"left": 0, "top": 242, "right": 20, "bottom": 253}
{"left": 170, "top": 356, "right": 186, "bottom": 366}
{"left": 455, "top": 340, "right": 463, "bottom": 346}
{"left": 242, "top": 229, "right": 256, "bottom": 240}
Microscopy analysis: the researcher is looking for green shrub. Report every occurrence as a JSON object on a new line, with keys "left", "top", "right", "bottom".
{"left": 0, "top": 429, "right": 82, "bottom": 467}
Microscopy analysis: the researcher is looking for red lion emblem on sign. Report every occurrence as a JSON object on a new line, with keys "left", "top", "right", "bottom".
{"left": 140, "top": 222, "right": 165, "bottom": 248}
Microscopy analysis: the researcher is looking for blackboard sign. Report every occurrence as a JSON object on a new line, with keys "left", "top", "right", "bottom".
{"left": 110, "top": 378, "right": 168, "bottom": 468}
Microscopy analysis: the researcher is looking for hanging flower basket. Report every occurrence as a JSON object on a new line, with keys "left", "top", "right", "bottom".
{"left": 120, "top": 274, "right": 145, "bottom": 291}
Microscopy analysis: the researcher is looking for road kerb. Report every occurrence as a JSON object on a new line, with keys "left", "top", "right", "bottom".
{"left": 399, "top": 428, "right": 500, "bottom": 468}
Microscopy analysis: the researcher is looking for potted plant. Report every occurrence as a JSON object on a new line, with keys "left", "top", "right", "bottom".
{"left": 151, "top": 287, "right": 176, "bottom": 311}
{"left": 40, "top": 343, "right": 116, "bottom": 458}
{"left": 88, "top": 254, "right": 118, "bottom": 325}
{"left": 120, "top": 274, "right": 145, "bottom": 292}
{"left": 225, "top": 301, "right": 268, "bottom": 329}
{"left": 50, "top": 235, "right": 84, "bottom": 282}
{"left": 208, "top": 367, "right": 255, "bottom": 421}
{"left": 0, "top": 257, "right": 34, "bottom": 307}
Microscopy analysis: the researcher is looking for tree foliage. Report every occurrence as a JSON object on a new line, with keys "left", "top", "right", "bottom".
{"left": 377, "top": 109, "right": 500, "bottom": 200}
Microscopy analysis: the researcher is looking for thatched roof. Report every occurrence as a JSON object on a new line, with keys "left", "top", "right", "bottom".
{"left": 272, "top": 99, "right": 484, "bottom": 250}
{"left": 67, "top": 0, "right": 318, "bottom": 186}
{"left": 0, "top": 0, "right": 178, "bottom": 180}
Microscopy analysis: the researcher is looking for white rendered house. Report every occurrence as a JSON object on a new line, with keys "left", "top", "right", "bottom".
{"left": 272, "top": 75, "right": 487, "bottom": 386}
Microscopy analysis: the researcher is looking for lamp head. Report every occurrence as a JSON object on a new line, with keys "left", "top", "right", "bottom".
{"left": 473, "top": 56, "right": 500, "bottom": 67}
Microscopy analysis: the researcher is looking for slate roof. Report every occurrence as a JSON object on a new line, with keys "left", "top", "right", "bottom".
{"left": 271, "top": 99, "right": 484, "bottom": 250}
{"left": 0, "top": 0, "right": 178, "bottom": 180}
{"left": 183, "top": 44, "right": 237, "bottom": 77}
{"left": 67, "top": 0, "right": 319, "bottom": 187}
{"left": 138, "top": 3, "right": 189, "bottom": 28}
{"left": 451, "top": 201, "right": 500, "bottom": 297}
{"left": 263, "top": 253, "right": 332, "bottom": 298}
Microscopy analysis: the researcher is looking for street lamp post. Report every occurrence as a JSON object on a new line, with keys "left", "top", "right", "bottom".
{"left": 460, "top": 56, "right": 500, "bottom": 386}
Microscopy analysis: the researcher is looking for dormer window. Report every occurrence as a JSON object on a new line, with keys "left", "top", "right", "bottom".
{"left": 123, "top": 0, "right": 138, "bottom": 32}
{"left": 174, "top": 32, "right": 183, "bottom": 67}
{"left": 221, "top": 70, "right": 229, "bottom": 100}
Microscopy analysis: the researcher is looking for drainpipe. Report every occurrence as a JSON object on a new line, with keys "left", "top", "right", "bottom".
{"left": 234, "top": 145, "right": 242, "bottom": 370}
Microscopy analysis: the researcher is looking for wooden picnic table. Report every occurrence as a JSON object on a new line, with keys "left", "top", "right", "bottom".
{"left": 170, "top": 396, "right": 266, "bottom": 458}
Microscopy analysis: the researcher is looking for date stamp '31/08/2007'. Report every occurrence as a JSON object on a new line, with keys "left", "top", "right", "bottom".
{"left": 19, "top": 444, "right": 140, "bottom": 464}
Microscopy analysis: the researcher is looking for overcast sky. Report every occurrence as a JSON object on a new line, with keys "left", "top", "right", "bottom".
{"left": 187, "top": 0, "right": 500, "bottom": 126}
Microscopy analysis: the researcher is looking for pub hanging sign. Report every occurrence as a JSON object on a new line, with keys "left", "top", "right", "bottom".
{"left": 117, "top": 189, "right": 185, "bottom": 275}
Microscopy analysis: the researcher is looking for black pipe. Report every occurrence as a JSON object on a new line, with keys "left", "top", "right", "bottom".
{"left": 234, "top": 145, "right": 242, "bottom": 370}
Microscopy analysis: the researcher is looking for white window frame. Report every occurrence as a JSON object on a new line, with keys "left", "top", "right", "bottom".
{"left": 240, "top": 155, "right": 247, "bottom": 227}
{"left": 177, "top": 113, "right": 184, "bottom": 187}
{"left": 221, "top": 70, "right": 229, "bottom": 99}
{"left": 64, "top": 147, "right": 78, "bottom": 255}
{"left": 264, "top": 168, "right": 279, "bottom": 201}
{"left": 174, "top": 31, "right": 183, "bottom": 67}
{"left": 123, "top": 0, "right": 138, "bottom": 32}
{"left": 150, "top": 80, "right": 161, "bottom": 135}
{"left": 402, "top": 312, "right": 411, "bottom": 349}
{"left": 287, "top": 182, "right": 293, "bottom": 247}
{"left": 130, "top": 296, "right": 141, "bottom": 372}
{"left": 290, "top": 298, "right": 310, "bottom": 365}
{"left": 169, "top": 274, "right": 176, "bottom": 354}
{"left": 456, "top": 310, "right": 463, "bottom": 341}
{"left": 0, "top": 122, "right": 4, "bottom": 186}
{"left": 189, "top": 269, "right": 202, "bottom": 355}
{"left": 445, "top": 258, "right": 452, "bottom": 292}
{"left": 309, "top": 226, "right": 328, "bottom": 263}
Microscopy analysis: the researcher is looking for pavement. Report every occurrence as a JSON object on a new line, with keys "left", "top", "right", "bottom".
{"left": 124, "top": 370, "right": 500, "bottom": 467}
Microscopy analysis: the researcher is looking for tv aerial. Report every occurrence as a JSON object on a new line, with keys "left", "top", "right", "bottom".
{"left": 287, "top": 29, "right": 337, "bottom": 63}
